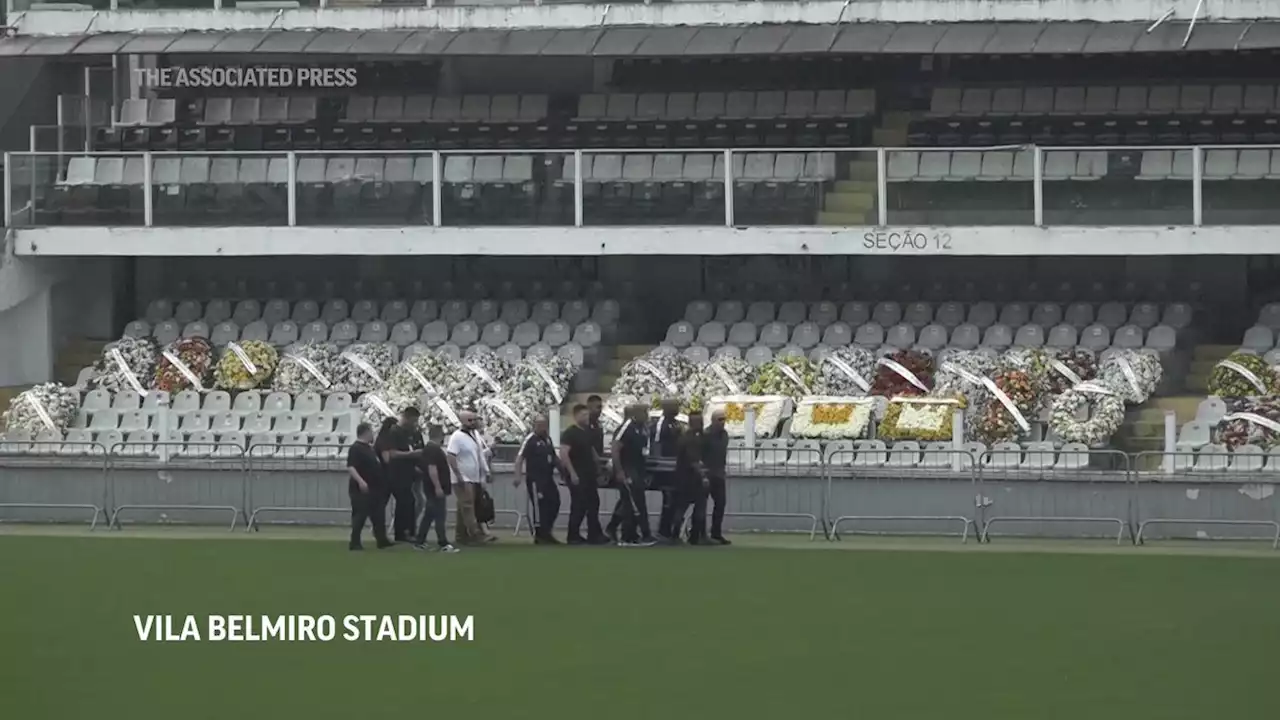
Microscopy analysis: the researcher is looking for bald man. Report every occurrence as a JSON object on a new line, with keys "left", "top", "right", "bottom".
{"left": 447, "top": 410, "right": 493, "bottom": 545}
{"left": 515, "top": 413, "right": 561, "bottom": 543}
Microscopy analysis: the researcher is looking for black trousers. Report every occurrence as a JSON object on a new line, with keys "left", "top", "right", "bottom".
{"left": 414, "top": 488, "right": 450, "bottom": 547}
{"left": 607, "top": 468, "right": 651, "bottom": 541}
{"left": 389, "top": 476, "right": 417, "bottom": 540}
{"left": 706, "top": 474, "right": 727, "bottom": 538}
{"left": 349, "top": 484, "right": 390, "bottom": 548}
{"left": 525, "top": 474, "right": 561, "bottom": 537}
{"left": 654, "top": 472, "right": 677, "bottom": 538}
{"left": 567, "top": 479, "right": 603, "bottom": 540}
{"left": 669, "top": 475, "right": 709, "bottom": 542}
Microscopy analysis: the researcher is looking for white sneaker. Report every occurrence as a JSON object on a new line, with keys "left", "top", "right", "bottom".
{"left": 439, "top": 544, "right": 460, "bottom": 554}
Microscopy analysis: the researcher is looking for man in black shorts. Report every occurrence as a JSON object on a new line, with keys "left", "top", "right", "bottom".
{"left": 346, "top": 423, "right": 392, "bottom": 550}
{"left": 607, "top": 403, "right": 656, "bottom": 546}
{"left": 560, "top": 403, "right": 608, "bottom": 545}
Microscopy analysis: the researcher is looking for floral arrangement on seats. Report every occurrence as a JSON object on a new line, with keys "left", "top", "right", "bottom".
{"left": 333, "top": 342, "right": 397, "bottom": 395}
{"left": 705, "top": 395, "right": 793, "bottom": 439}
{"left": 503, "top": 356, "right": 577, "bottom": 411}
{"left": 972, "top": 369, "right": 1037, "bottom": 445}
{"left": 748, "top": 356, "right": 817, "bottom": 400}
{"left": 1099, "top": 350, "right": 1162, "bottom": 404}
{"left": 1216, "top": 396, "right": 1280, "bottom": 449}
{"left": 684, "top": 357, "right": 757, "bottom": 413}
{"left": 933, "top": 350, "right": 996, "bottom": 440}
{"left": 1049, "top": 381, "right": 1126, "bottom": 446}
{"left": 152, "top": 337, "right": 214, "bottom": 393}
{"left": 2, "top": 383, "right": 80, "bottom": 434}
{"left": 612, "top": 346, "right": 697, "bottom": 405}
{"left": 790, "top": 396, "right": 875, "bottom": 439}
{"left": 89, "top": 336, "right": 158, "bottom": 396}
{"left": 879, "top": 395, "right": 964, "bottom": 441}
{"left": 869, "top": 350, "right": 934, "bottom": 398}
{"left": 213, "top": 340, "right": 279, "bottom": 391}
{"left": 272, "top": 341, "right": 339, "bottom": 395}
{"left": 1207, "top": 352, "right": 1280, "bottom": 398}
{"left": 1045, "top": 348, "right": 1098, "bottom": 396}
{"left": 814, "top": 347, "right": 875, "bottom": 396}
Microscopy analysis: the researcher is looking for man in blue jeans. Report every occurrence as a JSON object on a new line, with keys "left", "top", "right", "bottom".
{"left": 413, "top": 425, "right": 460, "bottom": 554}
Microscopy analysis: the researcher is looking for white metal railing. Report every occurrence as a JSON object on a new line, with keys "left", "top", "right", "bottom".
{"left": 11, "top": 0, "right": 789, "bottom": 11}
{"left": 4, "top": 144, "right": 1273, "bottom": 230}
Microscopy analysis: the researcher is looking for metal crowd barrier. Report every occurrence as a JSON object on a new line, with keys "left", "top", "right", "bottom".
{"left": 825, "top": 447, "right": 979, "bottom": 543}
{"left": 3, "top": 441, "right": 1280, "bottom": 549}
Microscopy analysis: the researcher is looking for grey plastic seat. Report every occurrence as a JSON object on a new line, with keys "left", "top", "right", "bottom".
{"left": 174, "top": 300, "right": 203, "bottom": 325}
{"left": 854, "top": 323, "right": 885, "bottom": 348}
{"left": 790, "top": 322, "right": 821, "bottom": 350}
{"left": 561, "top": 300, "right": 590, "bottom": 327}
{"left": 777, "top": 301, "right": 807, "bottom": 327}
{"left": 934, "top": 302, "right": 965, "bottom": 328}
{"left": 299, "top": 321, "right": 328, "bottom": 345}
{"left": 1127, "top": 302, "right": 1160, "bottom": 330}
{"left": 450, "top": 320, "right": 480, "bottom": 347}
{"left": 948, "top": 323, "right": 980, "bottom": 350}
{"left": 479, "top": 321, "right": 511, "bottom": 348}
{"left": 268, "top": 321, "right": 299, "bottom": 347}
{"left": 1193, "top": 444, "right": 1230, "bottom": 472}
{"left": 209, "top": 322, "right": 239, "bottom": 347}
{"left": 665, "top": 321, "right": 696, "bottom": 348}
{"left": 1178, "top": 420, "right": 1212, "bottom": 449}
{"left": 685, "top": 300, "right": 714, "bottom": 326}
{"left": 1013, "top": 324, "right": 1045, "bottom": 348}
{"left": 1098, "top": 302, "right": 1129, "bottom": 330}
{"left": 744, "top": 346, "right": 773, "bottom": 367}
{"left": 260, "top": 299, "right": 289, "bottom": 327}
{"left": 181, "top": 321, "right": 210, "bottom": 339}
{"left": 510, "top": 321, "right": 541, "bottom": 348}
{"left": 712, "top": 345, "right": 741, "bottom": 361}
{"left": 998, "top": 302, "right": 1030, "bottom": 328}
{"left": 715, "top": 301, "right": 745, "bottom": 325}
{"left": 840, "top": 302, "right": 870, "bottom": 326}
{"left": 745, "top": 301, "right": 775, "bottom": 326}
{"left": 695, "top": 322, "right": 726, "bottom": 348}
{"left": 1045, "top": 324, "right": 1078, "bottom": 348}
{"left": 1145, "top": 325, "right": 1177, "bottom": 353}
{"left": 420, "top": 320, "right": 449, "bottom": 347}
{"left": 821, "top": 322, "right": 852, "bottom": 346}
{"left": 871, "top": 302, "right": 902, "bottom": 327}
{"left": 682, "top": 346, "right": 710, "bottom": 364}
{"left": 407, "top": 300, "right": 437, "bottom": 327}
{"left": 389, "top": 321, "right": 418, "bottom": 347}
{"left": 1195, "top": 397, "right": 1227, "bottom": 424}
{"left": 470, "top": 300, "right": 499, "bottom": 326}
{"left": 1030, "top": 303, "right": 1062, "bottom": 328}
{"left": 1112, "top": 325, "right": 1145, "bottom": 349}
{"left": 358, "top": 321, "right": 389, "bottom": 344}
{"left": 543, "top": 321, "right": 571, "bottom": 348}
{"left": 1079, "top": 324, "right": 1111, "bottom": 352}
{"left": 981, "top": 324, "right": 1013, "bottom": 348}
{"left": 572, "top": 322, "right": 601, "bottom": 348}
{"left": 1063, "top": 302, "right": 1094, "bottom": 328}
{"left": 916, "top": 324, "right": 948, "bottom": 351}
{"left": 808, "top": 302, "right": 838, "bottom": 328}
{"left": 123, "top": 320, "right": 151, "bottom": 339}
{"left": 885, "top": 324, "right": 916, "bottom": 349}
{"left": 727, "top": 322, "right": 757, "bottom": 348}
{"left": 903, "top": 302, "right": 933, "bottom": 328}
{"left": 529, "top": 300, "right": 559, "bottom": 327}
{"left": 557, "top": 342, "right": 584, "bottom": 367}
{"left": 758, "top": 322, "right": 789, "bottom": 349}
{"left": 498, "top": 300, "right": 530, "bottom": 326}
{"left": 967, "top": 302, "right": 997, "bottom": 329}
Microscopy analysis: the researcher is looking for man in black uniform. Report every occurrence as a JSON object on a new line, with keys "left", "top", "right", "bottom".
{"left": 607, "top": 403, "right": 657, "bottom": 546}
{"left": 413, "top": 425, "right": 459, "bottom": 553}
{"left": 652, "top": 398, "right": 684, "bottom": 541}
{"left": 668, "top": 412, "right": 710, "bottom": 545}
{"left": 515, "top": 413, "right": 561, "bottom": 544}
{"left": 586, "top": 394, "right": 605, "bottom": 456}
{"left": 381, "top": 407, "right": 424, "bottom": 542}
{"left": 346, "top": 423, "right": 393, "bottom": 550}
{"left": 702, "top": 409, "right": 731, "bottom": 545}
{"left": 560, "top": 403, "right": 608, "bottom": 545}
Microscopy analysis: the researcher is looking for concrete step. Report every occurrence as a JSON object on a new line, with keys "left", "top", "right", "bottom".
{"left": 824, "top": 192, "right": 875, "bottom": 213}
{"left": 872, "top": 127, "right": 907, "bottom": 146}
{"left": 818, "top": 210, "right": 873, "bottom": 225}
{"left": 834, "top": 180, "right": 877, "bottom": 194}
{"left": 847, "top": 159, "right": 877, "bottom": 181}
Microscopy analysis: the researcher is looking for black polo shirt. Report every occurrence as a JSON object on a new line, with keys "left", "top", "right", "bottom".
{"left": 420, "top": 442, "right": 452, "bottom": 496}
{"left": 588, "top": 417, "right": 605, "bottom": 456}
{"left": 615, "top": 419, "right": 649, "bottom": 474}
{"left": 560, "top": 424, "right": 599, "bottom": 486}
{"left": 675, "top": 428, "right": 704, "bottom": 480}
{"left": 652, "top": 414, "right": 682, "bottom": 459}
{"left": 346, "top": 441, "right": 384, "bottom": 492}
{"left": 702, "top": 427, "right": 729, "bottom": 478}
{"left": 519, "top": 432, "right": 557, "bottom": 481}
{"left": 386, "top": 424, "right": 424, "bottom": 484}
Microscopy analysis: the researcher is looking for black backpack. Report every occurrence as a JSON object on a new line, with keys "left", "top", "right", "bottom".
{"left": 475, "top": 487, "right": 496, "bottom": 525}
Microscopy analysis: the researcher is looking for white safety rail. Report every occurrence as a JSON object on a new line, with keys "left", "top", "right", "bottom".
{"left": 7, "top": 144, "right": 1276, "bottom": 231}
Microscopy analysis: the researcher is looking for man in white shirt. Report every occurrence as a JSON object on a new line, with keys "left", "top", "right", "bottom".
{"left": 446, "top": 411, "right": 494, "bottom": 544}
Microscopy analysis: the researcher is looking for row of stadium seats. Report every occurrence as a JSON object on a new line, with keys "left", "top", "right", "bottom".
{"left": 683, "top": 300, "right": 1191, "bottom": 331}
{"left": 888, "top": 149, "right": 1280, "bottom": 183}
{"left": 127, "top": 317, "right": 604, "bottom": 350}
{"left": 928, "top": 84, "right": 1280, "bottom": 118}
{"left": 69, "top": 407, "right": 360, "bottom": 439}
{"left": 140, "top": 297, "right": 619, "bottom": 330}
{"left": 0, "top": 428, "right": 352, "bottom": 459}
{"left": 79, "top": 388, "right": 351, "bottom": 415}
{"left": 665, "top": 320, "right": 1177, "bottom": 352}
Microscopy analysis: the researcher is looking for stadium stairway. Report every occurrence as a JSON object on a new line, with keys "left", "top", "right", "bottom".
{"left": 560, "top": 344, "right": 653, "bottom": 429}
{"left": 55, "top": 338, "right": 108, "bottom": 386}
{"left": 1113, "top": 344, "right": 1232, "bottom": 460}
{"left": 816, "top": 112, "right": 910, "bottom": 225}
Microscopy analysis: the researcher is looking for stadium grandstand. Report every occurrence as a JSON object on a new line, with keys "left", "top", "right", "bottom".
{"left": 0, "top": 0, "right": 1279, "bottom": 548}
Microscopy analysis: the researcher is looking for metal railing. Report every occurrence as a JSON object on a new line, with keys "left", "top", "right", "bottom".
{"left": 10, "top": 0, "right": 771, "bottom": 12}
{"left": 6, "top": 144, "right": 1275, "bottom": 231}
{"left": 2, "top": 442, "right": 1277, "bottom": 547}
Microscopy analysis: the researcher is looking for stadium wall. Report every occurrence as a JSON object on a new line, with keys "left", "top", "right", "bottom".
{"left": 10, "top": 0, "right": 1276, "bottom": 35}
{"left": 11, "top": 225, "right": 1280, "bottom": 257}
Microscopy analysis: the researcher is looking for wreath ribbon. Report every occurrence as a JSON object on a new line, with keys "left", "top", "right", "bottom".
{"left": 226, "top": 342, "right": 258, "bottom": 376}
{"left": 709, "top": 363, "right": 742, "bottom": 394}
{"left": 635, "top": 360, "right": 677, "bottom": 394}
{"left": 404, "top": 364, "right": 438, "bottom": 396}
{"left": 23, "top": 393, "right": 57, "bottom": 431}
{"left": 162, "top": 350, "right": 205, "bottom": 392}
{"left": 602, "top": 407, "right": 624, "bottom": 426}
{"left": 827, "top": 356, "right": 870, "bottom": 392}
{"left": 527, "top": 359, "right": 564, "bottom": 404}
{"left": 110, "top": 348, "right": 147, "bottom": 398}
{"left": 1115, "top": 356, "right": 1143, "bottom": 398}
{"left": 1049, "top": 359, "right": 1083, "bottom": 387}
{"left": 482, "top": 396, "right": 526, "bottom": 430}
{"left": 466, "top": 362, "right": 502, "bottom": 394}
{"left": 365, "top": 394, "right": 395, "bottom": 419}
{"left": 776, "top": 363, "right": 811, "bottom": 394}
{"left": 342, "top": 351, "right": 384, "bottom": 385}
{"left": 878, "top": 357, "right": 929, "bottom": 392}
{"left": 434, "top": 398, "right": 461, "bottom": 427}
{"left": 1217, "top": 359, "right": 1267, "bottom": 395}
{"left": 980, "top": 376, "right": 1031, "bottom": 433}
{"left": 287, "top": 354, "right": 331, "bottom": 389}
{"left": 1222, "top": 412, "right": 1280, "bottom": 434}
{"left": 939, "top": 361, "right": 983, "bottom": 387}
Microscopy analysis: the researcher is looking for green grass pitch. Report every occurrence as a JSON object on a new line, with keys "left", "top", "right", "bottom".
{"left": 1, "top": 534, "right": 1278, "bottom": 719}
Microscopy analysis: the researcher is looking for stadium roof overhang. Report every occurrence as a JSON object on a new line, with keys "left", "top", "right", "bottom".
{"left": 4, "top": 21, "right": 1280, "bottom": 58}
